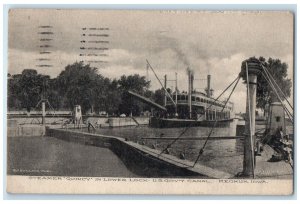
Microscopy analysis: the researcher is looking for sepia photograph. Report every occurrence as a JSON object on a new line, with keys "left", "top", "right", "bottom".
{"left": 6, "top": 9, "right": 294, "bottom": 195}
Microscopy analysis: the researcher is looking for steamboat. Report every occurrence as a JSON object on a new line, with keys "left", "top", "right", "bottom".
{"left": 128, "top": 63, "right": 235, "bottom": 128}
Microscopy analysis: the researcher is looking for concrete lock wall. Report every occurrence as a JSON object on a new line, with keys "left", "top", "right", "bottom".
{"left": 108, "top": 117, "right": 150, "bottom": 127}
{"left": 86, "top": 117, "right": 109, "bottom": 128}
{"left": 45, "top": 128, "right": 205, "bottom": 178}
{"left": 7, "top": 119, "right": 45, "bottom": 137}
{"left": 134, "top": 117, "right": 150, "bottom": 125}
{"left": 7, "top": 117, "right": 71, "bottom": 125}
{"left": 108, "top": 118, "right": 138, "bottom": 127}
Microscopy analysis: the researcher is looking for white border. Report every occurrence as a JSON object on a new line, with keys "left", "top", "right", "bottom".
{"left": 1, "top": 0, "right": 298, "bottom": 202}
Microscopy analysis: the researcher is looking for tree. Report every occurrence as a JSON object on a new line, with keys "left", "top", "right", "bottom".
{"left": 8, "top": 73, "right": 22, "bottom": 110}
{"left": 153, "top": 88, "right": 165, "bottom": 106}
{"left": 241, "top": 57, "right": 292, "bottom": 112}
{"left": 56, "top": 62, "right": 107, "bottom": 114}
{"left": 7, "top": 62, "right": 159, "bottom": 116}
{"left": 117, "top": 74, "right": 150, "bottom": 116}
{"left": 8, "top": 69, "right": 51, "bottom": 112}
{"left": 104, "top": 79, "right": 122, "bottom": 115}
{"left": 118, "top": 74, "right": 150, "bottom": 94}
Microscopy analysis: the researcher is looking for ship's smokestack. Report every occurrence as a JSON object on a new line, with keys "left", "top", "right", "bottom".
{"left": 207, "top": 74, "right": 211, "bottom": 98}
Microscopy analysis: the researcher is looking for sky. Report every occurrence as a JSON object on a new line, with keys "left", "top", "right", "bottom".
{"left": 8, "top": 9, "right": 294, "bottom": 113}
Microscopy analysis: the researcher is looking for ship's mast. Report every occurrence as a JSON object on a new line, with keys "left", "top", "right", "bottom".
{"left": 175, "top": 72, "right": 178, "bottom": 115}
{"left": 164, "top": 74, "right": 167, "bottom": 107}
{"left": 146, "top": 60, "right": 176, "bottom": 106}
{"left": 146, "top": 63, "right": 149, "bottom": 83}
{"left": 188, "top": 69, "right": 192, "bottom": 119}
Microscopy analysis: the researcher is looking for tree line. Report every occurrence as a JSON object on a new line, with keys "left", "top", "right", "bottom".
{"left": 8, "top": 62, "right": 166, "bottom": 116}
{"left": 7, "top": 57, "right": 292, "bottom": 115}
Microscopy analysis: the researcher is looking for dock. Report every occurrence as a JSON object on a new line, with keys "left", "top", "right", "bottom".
{"left": 46, "top": 128, "right": 234, "bottom": 179}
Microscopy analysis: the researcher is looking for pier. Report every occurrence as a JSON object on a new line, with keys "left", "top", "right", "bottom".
{"left": 45, "top": 128, "right": 234, "bottom": 178}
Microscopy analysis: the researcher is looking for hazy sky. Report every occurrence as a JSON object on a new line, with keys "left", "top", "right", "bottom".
{"left": 8, "top": 9, "right": 294, "bottom": 113}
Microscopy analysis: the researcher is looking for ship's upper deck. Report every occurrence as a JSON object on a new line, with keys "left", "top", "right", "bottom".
{"left": 166, "top": 91, "right": 234, "bottom": 112}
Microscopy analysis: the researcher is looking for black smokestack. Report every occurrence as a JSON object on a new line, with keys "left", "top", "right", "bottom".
{"left": 207, "top": 74, "right": 211, "bottom": 98}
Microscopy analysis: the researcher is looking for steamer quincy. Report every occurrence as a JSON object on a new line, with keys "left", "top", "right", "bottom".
{"left": 128, "top": 61, "right": 234, "bottom": 128}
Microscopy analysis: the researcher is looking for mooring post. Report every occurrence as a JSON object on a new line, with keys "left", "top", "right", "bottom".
{"left": 42, "top": 100, "right": 46, "bottom": 126}
{"left": 241, "top": 58, "right": 262, "bottom": 177}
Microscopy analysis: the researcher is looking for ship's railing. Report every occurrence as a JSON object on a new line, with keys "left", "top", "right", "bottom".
{"left": 169, "top": 95, "right": 234, "bottom": 108}
{"left": 166, "top": 100, "right": 233, "bottom": 111}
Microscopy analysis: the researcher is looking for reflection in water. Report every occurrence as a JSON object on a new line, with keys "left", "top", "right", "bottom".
{"left": 87, "top": 125, "right": 245, "bottom": 175}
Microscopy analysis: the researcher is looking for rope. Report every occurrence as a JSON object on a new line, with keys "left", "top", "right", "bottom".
{"left": 261, "top": 64, "right": 293, "bottom": 111}
{"left": 146, "top": 60, "right": 176, "bottom": 106}
{"left": 261, "top": 72, "right": 293, "bottom": 123}
{"left": 158, "top": 75, "right": 240, "bottom": 156}
{"left": 264, "top": 71, "right": 293, "bottom": 121}
{"left": 261, "top": 69, "right": 293, "bottom": 119}
{"left": 192, "top": 76, "right": 240, "bottom": 167}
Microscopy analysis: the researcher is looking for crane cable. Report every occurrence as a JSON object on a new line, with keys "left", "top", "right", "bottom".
{"left": 261, "top": 64, "right": 293, "bottom": 111}
{"left": 146, "top": 60, "right": 176, "bottom": 106}
{"left": 261, "top": 71, "right": 293, "bottom": 123}
{"left": 158, "top": 75, "right": 240, "bottom": 156}
{"left": 192, "top": 75, "right": 241, "bottom": 167}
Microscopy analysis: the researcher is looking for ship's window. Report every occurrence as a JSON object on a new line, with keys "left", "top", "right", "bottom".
{"left": 200, "top": 98, "right": 204, "bottom": 102}
{"left": 173, "top": 95, "right": 176, "bottom": 100}
{"left": 276, "top": 116, "right": 281, "bottom": 122}
{"left": 196, "top": 97, "right": 200, "bottom": 102}
{"left": 192, "top": 96, "right": 196, "bottom": 101}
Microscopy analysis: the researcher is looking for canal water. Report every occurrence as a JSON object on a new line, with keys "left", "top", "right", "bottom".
{"left": 7, "top": 136, "right": 138, "bottom": 177}
{"left": 83, "top": 125, "right": 245, "bottom": 175}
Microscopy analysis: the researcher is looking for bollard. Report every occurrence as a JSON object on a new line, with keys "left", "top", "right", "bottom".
{"left": 179, "top": 152, "right": 185, "bottom": 160}
{"left": 240, "top": 58, "right": 262, "bottom": 177}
